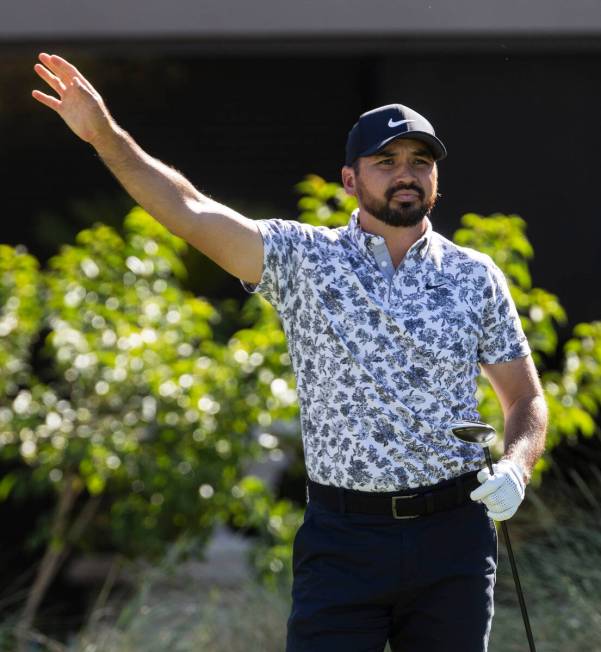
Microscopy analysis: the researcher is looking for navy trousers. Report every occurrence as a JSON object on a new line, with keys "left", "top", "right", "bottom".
{"left": 286, "top": 484, "right": 498, "bottom": 652}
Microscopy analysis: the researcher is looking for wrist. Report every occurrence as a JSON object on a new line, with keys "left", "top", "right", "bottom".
{"left": 90, "top": 118, "right": 122, "bottom": 154}
{"left": 500, "top": 457, "right": 528, "bottom": 487}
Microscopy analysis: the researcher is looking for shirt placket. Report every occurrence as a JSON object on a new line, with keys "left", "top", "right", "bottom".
{"left": 368, "top": 238, "right": 399, "bottom": 304}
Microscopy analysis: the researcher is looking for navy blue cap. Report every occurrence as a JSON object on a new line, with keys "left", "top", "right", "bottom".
{"left": 345, "top": 103, "right": 447, "bottom": 166}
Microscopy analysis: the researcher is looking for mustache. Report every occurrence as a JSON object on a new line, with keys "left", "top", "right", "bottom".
{"left": 385, "top": 183, "right": 424, "bottom": 201}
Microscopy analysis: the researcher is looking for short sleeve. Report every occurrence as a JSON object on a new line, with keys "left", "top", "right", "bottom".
{"left": 478, "top": 260, "right": 531, "bottom": 364}
{"left": 239, "top": 218, "right": 314, "bottom": 311}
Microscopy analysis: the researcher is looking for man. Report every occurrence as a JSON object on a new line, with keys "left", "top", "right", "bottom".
{"left": 32, "top": 53, "right": 547, "bottom": 651}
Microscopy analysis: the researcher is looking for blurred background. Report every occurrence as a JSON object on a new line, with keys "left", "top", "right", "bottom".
{"left": 4, "top": 0, "right": 601, "bottom": 320}
{"left": 2, "top": 1, "right": 601, "bottom": 650}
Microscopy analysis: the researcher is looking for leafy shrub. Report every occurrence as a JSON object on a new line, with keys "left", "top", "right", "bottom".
{"left": 0, "top": 208, "right": 300, "bottom": 637}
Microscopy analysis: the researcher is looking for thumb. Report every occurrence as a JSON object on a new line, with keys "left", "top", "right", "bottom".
{"left": 477, "top": 468, "right": 491, "bottom": 484}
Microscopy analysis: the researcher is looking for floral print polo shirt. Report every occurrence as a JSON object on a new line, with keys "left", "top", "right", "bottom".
{"left": 240, "top": 209, "right": 531, "bottom": 491}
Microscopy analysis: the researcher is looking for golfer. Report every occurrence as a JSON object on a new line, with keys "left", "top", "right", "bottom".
{"left": 32, "top": 53, "right": 547, "bottom": 651}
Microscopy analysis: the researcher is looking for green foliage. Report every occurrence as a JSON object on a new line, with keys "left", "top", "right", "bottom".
{"left": 227, "top": 474, "right": 303, "bottom": 588}
{"left": 295, "top": 174, "right": 357, "bottom": 227}
{"left": 453, "top": 212, "right": 601, "bottom": 475}
{"left": 0, "top": 208, "right": 297, "bottom": 565}
{"left": 0, "top": 245, "right": 43, "bottom": 397}
{"left": 454, "top": 213, "right": 567, "bottom": 363}
{"left": 544, "top": 321, "right": 601, "bottom": 449}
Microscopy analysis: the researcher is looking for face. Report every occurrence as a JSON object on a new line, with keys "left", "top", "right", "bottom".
{"left": 343, "top": 138, "right": 439, "bottom": 228}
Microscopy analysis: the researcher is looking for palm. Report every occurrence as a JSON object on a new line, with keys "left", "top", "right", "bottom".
{"left": 32, "top": 53, "right": 110, "bottom": 144}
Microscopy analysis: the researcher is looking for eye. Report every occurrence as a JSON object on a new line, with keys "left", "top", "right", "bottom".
{"left": 378, "top": 158, "right": 394, "bottom": 166}
{"left": 413, "top": 158, "right": 430, "bottom": 166}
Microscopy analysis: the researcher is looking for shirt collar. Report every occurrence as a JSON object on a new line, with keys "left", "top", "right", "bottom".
{"left": 348, "top": 208, "right": 433, "bottom": 261}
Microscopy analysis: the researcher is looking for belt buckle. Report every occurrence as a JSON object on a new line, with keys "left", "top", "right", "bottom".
{"left": 392, "top": 494, "right": 420, "bottom": 519}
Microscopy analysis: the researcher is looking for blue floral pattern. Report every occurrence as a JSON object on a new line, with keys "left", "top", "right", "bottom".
{"left": 241, "top": 210, "right": 530, "bottom": 491}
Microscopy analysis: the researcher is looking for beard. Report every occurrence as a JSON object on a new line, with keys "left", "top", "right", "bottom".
{"left": 356, "top": 179, "right": 438, "bottom": 228}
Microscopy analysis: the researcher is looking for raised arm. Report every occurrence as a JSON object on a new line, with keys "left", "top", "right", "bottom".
{"left": 32, "top": 52, "right": 263, "bottom": 285}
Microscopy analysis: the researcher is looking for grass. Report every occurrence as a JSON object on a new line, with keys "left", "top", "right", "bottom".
{"left": 73, "top": 582, "right": 291, "bottom": 652}
{"left": 489, "top": 475, "right": 601, "bottom": 651}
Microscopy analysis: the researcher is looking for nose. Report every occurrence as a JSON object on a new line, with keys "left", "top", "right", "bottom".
{"left": 392, "top": 157, "right": 418, "bottom": 182}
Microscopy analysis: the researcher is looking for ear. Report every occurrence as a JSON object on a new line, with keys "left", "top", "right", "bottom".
{"left": 341, "top": 165, "right": 357, "bottom": 196}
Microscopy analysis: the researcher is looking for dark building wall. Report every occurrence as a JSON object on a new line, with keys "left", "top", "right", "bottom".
{"left": 378, "top": 52, "right": 601, "bottom": 326}
{"left": 2, "top": 43, "right": 600, "bottom": 330}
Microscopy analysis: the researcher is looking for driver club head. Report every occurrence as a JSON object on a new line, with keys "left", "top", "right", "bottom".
{"left": 449, "top": 420, "right": 497, "bottom": 447}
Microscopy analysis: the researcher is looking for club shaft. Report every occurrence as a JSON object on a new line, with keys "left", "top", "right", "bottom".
{"left": 483, "top": 447, "right": 536, "bottom": 652}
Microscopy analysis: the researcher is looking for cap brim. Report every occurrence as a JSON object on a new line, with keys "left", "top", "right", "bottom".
{"left": 360, "top": 131, "right": 447, "bottom": 161}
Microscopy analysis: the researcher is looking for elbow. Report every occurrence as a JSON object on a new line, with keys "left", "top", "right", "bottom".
{"left": 503, "top": 392, "right": 547, "bottom": 421}
{"left": 184, "top": 194, "right": 212, "bottom": 215}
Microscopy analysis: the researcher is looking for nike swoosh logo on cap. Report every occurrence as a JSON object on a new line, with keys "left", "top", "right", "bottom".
{"left": 388, "top": 118, "right": 415, "bottom": 128}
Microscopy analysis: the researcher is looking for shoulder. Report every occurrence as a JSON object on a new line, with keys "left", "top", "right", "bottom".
{"left": 432, "top": 231, "right": 500, "bottom": 279}
{"left": 257, "top": 218, "right": 341, "bottom": 245}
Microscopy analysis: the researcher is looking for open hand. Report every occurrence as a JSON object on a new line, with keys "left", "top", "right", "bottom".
{"left": 32, "top": 53, "right": 113, "bottom": 145}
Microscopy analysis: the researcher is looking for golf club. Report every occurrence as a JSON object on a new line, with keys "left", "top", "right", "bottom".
{"left": 450, "top": 420, "right": 536, "bottom": 652}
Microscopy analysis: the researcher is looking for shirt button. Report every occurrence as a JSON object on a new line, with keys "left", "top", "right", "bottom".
{"left": 382, "top": 261, "right": 388, "bottom": 267}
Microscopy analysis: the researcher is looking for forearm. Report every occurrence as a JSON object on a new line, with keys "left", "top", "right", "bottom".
{"left": 93, "top": 123, "right": 209, "bottom": 240}
{"left": 502, "top": 394, "right": 548, "bottom": 484}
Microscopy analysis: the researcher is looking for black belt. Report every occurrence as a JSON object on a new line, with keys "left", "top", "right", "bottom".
{"left": 306, "top": 471, "right": 481, "bottom": 519}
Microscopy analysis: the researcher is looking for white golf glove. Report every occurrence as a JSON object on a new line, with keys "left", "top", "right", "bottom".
{"left": 470, "top": 459, "right": 526, "bottom": 521}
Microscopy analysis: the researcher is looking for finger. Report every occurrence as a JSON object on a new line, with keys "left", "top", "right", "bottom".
{"left": 38, "top": 53, "right": 74, "bottom": 88}
{"left": 38, "top": 52, "right": 78, "bottom": 83}
{"left": 50, "top": 54, "right": 87, "bottom": 84}
{"left": 73, "top": 73, "right": 97, "bottom": 95}
{"left": 470, "top": 477, "right": 503, "bottom": 501}
{"left": 476, "top": 469, "right": 490, "bottom": 484}
{"left": 34, "top": 63, "right": 66, "bottom": 96}
{"left": 471, "top": 482, "right": 500, "bottom": 501}
{"left": 54, "top": 60, "right": 96, "bottom": 95}
{"left": 39, "top": 52, "right": 98, "bottom": 97}
{"left": 38, "top": 52, "right": 66, "bottom": 79}
{"left": 31, "top": 90, "right": 61, "bottom": 112}
{"left": 487, "top": 505, "right": 517, "bottom": 521}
